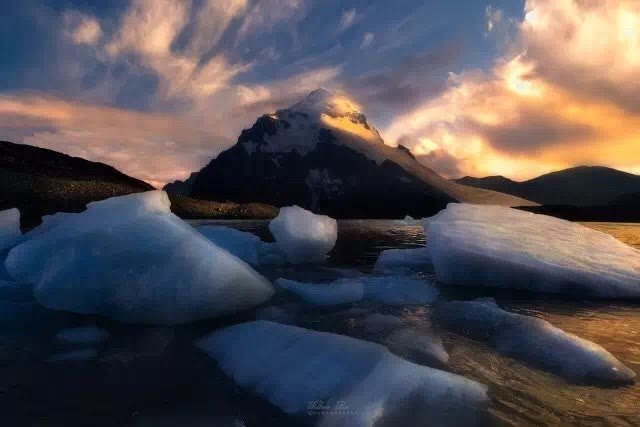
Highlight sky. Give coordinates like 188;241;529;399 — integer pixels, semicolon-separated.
1;0;639;188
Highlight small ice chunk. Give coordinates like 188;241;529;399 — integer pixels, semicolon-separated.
364;276;439;306
373;247;433;274
275;276;438;307
255;303;299;325
56;326;110;345
425;204;640;298
433;299;636;385
48;348;98;362
196;321;489;426
197;226;262;266
402;215;421;225
363;313;403;334
269;206;337;264
384;328;449;368
6;191;274;324
275;278;364;306
0;208;21;251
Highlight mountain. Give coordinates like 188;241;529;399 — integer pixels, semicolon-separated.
456;166;640;206
0;141;277;228
164;171;199;195
189;89;535;218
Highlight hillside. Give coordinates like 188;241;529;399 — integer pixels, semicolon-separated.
456;166;640;206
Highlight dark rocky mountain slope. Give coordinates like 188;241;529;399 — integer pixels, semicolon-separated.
186;89;535;218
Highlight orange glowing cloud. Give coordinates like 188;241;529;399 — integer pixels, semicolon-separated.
383;0;640;180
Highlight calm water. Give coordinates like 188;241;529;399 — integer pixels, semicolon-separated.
2;220;640;426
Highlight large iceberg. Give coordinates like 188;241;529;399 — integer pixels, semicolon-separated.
196;321;489;426
275;276;438;307
433;298;636;385
0;208;21;251
425;204;640;298
5;191;274;324
269;206;337;263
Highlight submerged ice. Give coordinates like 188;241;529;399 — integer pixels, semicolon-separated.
197;320;488;426
5;191;274;324
433;298;636;385
374;247;433;274
269;206;337;263
425;204;640;298
275;276;438;306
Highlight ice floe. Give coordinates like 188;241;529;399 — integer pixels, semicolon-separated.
425;203;640;298
433;298;636;385
275;276;438;307
276;278;364;306
374;247;433;274
196;321;489;426
5;191;274;324
269;206;337;264
0;208;21;251
384;328;449;369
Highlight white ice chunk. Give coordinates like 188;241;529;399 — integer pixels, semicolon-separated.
434;299;636;385
275;278;364;306
196;321;489;426
269;206;337;264
426;204;640;298
373;247;433;274
276;276;438;307
402;215;421;225
56;326;110;345
384;328;449;368
197;226;262;266
0;208;21;251
5;191;274;324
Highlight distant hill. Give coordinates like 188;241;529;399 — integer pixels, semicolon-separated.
164;172;199;195
0;141;277;228
186;88;534;219
456;166;640;206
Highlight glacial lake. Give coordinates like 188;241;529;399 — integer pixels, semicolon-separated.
2;220;640;426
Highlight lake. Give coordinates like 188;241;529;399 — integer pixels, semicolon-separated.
2;220;640;426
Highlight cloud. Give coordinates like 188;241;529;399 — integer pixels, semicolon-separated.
64;12;102;45
360;32;374;49
236;0;307;42
0;93;223;188
383;0;640;180
339;8;357;32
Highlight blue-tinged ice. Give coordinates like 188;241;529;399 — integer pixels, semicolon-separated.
196;321;489;426
383;328;449;369
276;276;438;307
269;206;337;264
275;278;364;306
374;247;433;275
5;191;274;324
425;203;640;298
433;298;636;385
0;208;21;251
197;226;263;266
